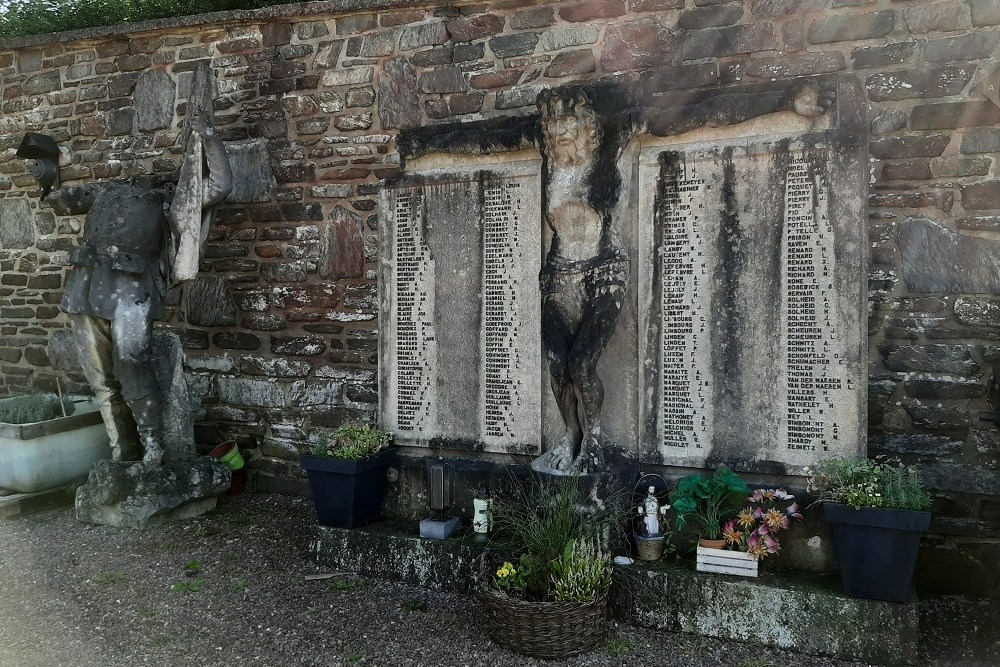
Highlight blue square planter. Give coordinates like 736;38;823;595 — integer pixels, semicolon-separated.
824;502;931;603
300;450;394;528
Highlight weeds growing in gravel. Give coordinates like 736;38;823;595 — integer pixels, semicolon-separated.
401;599;428;612
230;580;246;592
92;571;127;585
170;579;204;593
605;639;632;655
184;559;200;573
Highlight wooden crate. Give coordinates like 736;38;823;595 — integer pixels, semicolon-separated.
696;546;758;577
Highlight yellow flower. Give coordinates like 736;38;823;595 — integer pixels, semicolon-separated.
737;508;756;529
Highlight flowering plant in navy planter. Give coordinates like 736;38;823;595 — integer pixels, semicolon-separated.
808;457;931;602
300;424;394;529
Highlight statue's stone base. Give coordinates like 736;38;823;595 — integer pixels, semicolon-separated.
531;444;639;513
75;458;230;529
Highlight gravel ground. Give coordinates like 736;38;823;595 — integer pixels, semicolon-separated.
0;494;986;667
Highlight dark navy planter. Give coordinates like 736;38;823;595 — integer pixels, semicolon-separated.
824;502;931;603
300;450;394;528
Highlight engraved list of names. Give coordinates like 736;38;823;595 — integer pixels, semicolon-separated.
479;178;537;447
380;162;542;454
392;190;437;435
657;159;713;451
781;157;852;454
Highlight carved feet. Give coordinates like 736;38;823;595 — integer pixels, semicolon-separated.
792;83;835;118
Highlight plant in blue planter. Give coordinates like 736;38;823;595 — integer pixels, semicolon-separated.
809;457;932;602
300;424;393;529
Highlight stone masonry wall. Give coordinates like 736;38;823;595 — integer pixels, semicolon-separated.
1;0;1000;590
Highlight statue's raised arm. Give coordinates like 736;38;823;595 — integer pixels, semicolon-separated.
167;64;233;284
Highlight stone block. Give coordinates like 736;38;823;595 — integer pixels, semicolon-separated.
239;357;311;378
903;1;970;33
603;20;682;73
868;433;964;456
678;4;744;29
446;14;504;42
336;13;376;34
321;206;364;280
217;376;287;407
559;0;627;22
961;181;1000;210
866;66;975;101
489;33;540;59
23;70;61;95
744;52;845;79
870;134;951;159
213;332;261;350
935;156;992;178
399;21;448;50
418;67;466;94
920;462;1000;495
751;0;799;19
134;68;175;131
75;459;230;529
538;25;601;52
511;7;555;29
322;66;373;87
808;11;895;43
183;275;238;327
225;141;274;204
961;129;1000;154
881;161;932;181
911;102;1000;130
545;50;596;78
289;380;343;406
374;59;418;132
680;23;777;59
904;376;985;399
0;199;34;250
924;32;1000;62
970;0;1000;25
881;343;981;375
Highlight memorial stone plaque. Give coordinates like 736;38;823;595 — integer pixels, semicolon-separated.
379;159;542;454
638;137;865;474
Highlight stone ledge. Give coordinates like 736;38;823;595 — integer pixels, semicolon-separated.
0;0;454;49
313;522;918;665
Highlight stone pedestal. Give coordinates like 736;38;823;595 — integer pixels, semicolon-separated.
75;458;230;528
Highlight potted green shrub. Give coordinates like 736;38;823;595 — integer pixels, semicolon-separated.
0;393;110;493
299;424;393;529
482;476;619;660
808;457;931;602
670;466;750;548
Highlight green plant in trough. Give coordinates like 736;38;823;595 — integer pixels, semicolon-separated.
670;467;751;540
311;424;390;460
0;394;74;424
807;457;931;511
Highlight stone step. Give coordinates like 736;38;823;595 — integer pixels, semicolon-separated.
313;521;918;666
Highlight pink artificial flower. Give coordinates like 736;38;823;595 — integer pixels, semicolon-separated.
786;502;803;521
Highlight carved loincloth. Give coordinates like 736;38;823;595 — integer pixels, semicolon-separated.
540;246;628;303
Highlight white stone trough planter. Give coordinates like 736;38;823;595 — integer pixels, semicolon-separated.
696;546;759;577
0;396;111;493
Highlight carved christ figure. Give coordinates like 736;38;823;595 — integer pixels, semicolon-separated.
47;65;232;466
536;89;627;473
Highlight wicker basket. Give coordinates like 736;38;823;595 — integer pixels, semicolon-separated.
480;584;609;659
634;533;666;561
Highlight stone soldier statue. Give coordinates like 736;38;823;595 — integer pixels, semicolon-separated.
45;65;232;466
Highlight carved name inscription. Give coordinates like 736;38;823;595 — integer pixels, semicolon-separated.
657;158;712;450
380;162;542;454
481;180;530;443
781;158;852;454
392;190;437;434
639;140;864;473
